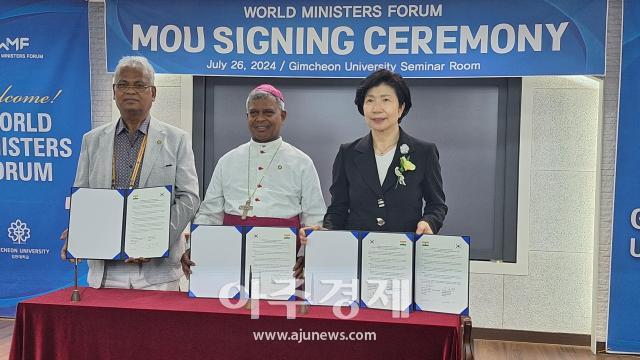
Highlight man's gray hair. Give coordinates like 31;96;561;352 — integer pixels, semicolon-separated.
114;56;155;85
245;90;286;112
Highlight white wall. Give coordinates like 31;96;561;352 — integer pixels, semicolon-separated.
469;77;600;333
88;3;111;129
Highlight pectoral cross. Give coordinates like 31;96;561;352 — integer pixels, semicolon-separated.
239;199;253;220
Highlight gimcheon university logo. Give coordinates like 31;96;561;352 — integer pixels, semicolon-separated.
8;219;30;245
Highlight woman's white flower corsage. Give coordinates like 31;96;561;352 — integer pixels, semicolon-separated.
395;144;416;187
400;144;410;155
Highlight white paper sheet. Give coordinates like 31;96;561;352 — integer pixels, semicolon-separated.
189;225;243;298
123;186;171;258
360;232;413;311
67;188;124;260
244;227;296;300
415;235;469;314
304;230;359;306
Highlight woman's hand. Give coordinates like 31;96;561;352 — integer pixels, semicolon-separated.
298;225;326;245
415;220;433;235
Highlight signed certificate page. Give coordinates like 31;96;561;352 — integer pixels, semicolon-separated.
415;235;469;314
244;227;296;300
360;232;413;311
123;186;171;259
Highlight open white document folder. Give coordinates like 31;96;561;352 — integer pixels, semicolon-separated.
67;188;124;260
188;225;243;299
244;227;297;301
360;232;414;312
304;230;359;307
66;186;172;260
123;186;172;258
414;235;470;315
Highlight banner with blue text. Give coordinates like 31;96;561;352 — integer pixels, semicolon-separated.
106;0;606;78
0;0;90;317
608;0;640;355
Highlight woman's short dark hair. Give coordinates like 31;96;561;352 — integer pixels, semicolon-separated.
354;69;412;123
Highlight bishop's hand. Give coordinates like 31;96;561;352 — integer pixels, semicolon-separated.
292;256;304;279
181;249;195;279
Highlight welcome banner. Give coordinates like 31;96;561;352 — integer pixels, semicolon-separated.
105;0;607;78
607;0;640;355
0;0;90;316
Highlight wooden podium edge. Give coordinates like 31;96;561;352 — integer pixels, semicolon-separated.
461;315;474;360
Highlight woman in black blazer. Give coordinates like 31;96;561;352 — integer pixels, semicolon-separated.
320;69;447;235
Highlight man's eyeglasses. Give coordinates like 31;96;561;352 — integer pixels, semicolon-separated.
114;83;154;93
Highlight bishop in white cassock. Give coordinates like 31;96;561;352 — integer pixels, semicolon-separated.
184;84;326;277
193;136;326;227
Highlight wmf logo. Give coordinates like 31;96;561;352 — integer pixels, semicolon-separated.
0;37;29;51
8;219;31;245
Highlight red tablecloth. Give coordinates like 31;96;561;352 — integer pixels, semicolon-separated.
10;287;461;360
